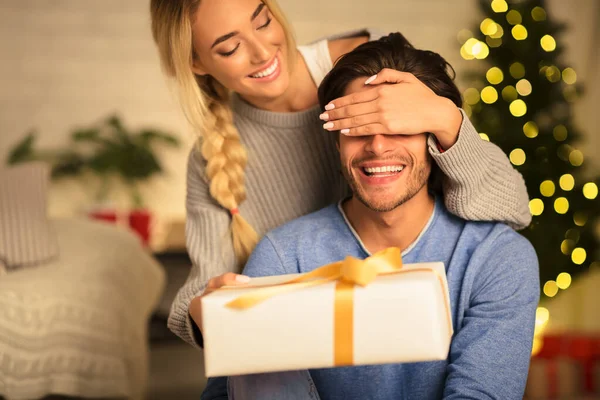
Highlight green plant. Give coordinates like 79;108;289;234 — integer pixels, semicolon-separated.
6;115;180;208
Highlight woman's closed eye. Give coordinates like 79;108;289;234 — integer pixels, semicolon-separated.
219;43;240;57
218;13;272;57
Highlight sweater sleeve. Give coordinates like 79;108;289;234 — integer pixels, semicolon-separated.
166;148;237;349
428;109;532;230
443;230;540;399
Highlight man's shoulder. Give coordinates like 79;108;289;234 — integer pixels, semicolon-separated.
265;204;343;243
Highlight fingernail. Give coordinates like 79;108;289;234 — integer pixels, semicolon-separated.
365;74;377;85
236;275;251;283
340;129;350;135
323;122;334;129
325;103;335;111
319;113;329;121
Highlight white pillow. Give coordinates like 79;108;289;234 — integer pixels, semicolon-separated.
0;162;59;270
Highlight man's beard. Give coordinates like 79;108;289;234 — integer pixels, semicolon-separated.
343;156;431;213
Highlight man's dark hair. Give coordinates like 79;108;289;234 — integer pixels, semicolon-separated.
317;32;463;193
318;32;462;109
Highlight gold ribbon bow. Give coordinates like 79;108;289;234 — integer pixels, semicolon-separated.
225;247;403;366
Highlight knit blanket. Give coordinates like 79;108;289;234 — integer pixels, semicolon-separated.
0;218;165;400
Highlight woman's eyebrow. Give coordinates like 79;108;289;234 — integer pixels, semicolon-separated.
210;3;266;49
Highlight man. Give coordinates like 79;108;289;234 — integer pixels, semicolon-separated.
210;32;539;400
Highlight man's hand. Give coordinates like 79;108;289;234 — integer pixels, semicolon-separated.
320;68;463;150
189;272;251;332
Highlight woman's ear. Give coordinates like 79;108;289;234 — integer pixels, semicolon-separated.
191;59;207;76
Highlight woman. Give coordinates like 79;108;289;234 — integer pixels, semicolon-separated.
149;0;531;351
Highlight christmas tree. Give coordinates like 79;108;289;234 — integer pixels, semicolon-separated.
458;0;599;305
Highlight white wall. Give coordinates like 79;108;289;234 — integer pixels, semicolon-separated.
1;0;598;220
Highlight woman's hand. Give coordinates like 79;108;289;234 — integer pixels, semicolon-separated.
319;68;463;150
189;272;251;332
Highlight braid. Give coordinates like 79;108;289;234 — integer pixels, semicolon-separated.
199;76;258;269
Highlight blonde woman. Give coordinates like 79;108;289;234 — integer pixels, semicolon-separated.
150;0;531;352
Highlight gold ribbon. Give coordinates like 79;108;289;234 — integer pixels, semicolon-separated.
225;247;403;366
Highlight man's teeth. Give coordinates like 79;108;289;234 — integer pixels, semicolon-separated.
251;58;278;78
364;166;404;174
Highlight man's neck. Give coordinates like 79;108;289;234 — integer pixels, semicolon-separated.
342;189;435;254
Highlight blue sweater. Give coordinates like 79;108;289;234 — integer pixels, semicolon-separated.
206;199;539;400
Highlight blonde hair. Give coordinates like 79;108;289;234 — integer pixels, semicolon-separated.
150;0;296;269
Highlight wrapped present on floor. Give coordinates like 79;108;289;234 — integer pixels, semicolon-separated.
201;248;453;377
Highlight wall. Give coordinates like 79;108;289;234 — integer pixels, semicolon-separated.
0;0;597;221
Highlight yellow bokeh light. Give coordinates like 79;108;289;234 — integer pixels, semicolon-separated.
540;35;556;52
553;125;568;141
540;180;555;197
510;99;527;117
556;273;572;289
562;68;577;84
464;104;473;118
512;24;528;40
516;79;532;96
486;67;504;84
543;281;559;297
583;182;598;199
546;66;561;83
529;198;544;216
563;86;578;102
532;6;547;21
460;38;479;60
479;133;490;141
481;86;499;104
510;148;526;165
574;212;588;227
463;88;481;105
554;197;569;214
502;86;518;102
506;10;522;25
569;150;584;166
571;248;586;265
523;121;538;138
559;174;575;191
532;337;543;356
491;0;509;13
457;29;473;44
510;62;525;79
474;42;490;59
558;144;572;161
481;18;499;35
536;307;550;326
486;36;503;48
561;239;575;255
490;24;504;39
565;228;580;243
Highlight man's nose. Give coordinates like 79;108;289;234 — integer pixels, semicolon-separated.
365;134;394;156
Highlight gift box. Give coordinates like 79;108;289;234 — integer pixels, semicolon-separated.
201;248;453;377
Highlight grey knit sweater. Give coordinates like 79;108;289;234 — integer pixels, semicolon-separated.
167;36;532;348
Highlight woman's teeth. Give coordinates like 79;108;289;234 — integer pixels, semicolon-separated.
364;165;404;175
250;57;278;78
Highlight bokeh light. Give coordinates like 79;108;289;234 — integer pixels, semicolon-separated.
523;121;538;138
543;281;559;297
491;0;508;13
510;62;526;79
479;133;490;141
574;212;588;227
583;183;598;199
554;197;569;214
569;150;584;166
545;66;561;82
540;35;556;52
510;148;526;165
562;68;577;84
481;86;499;103
529;198;544;216
516;79;532;96
486;67;504;84
480;18;499;36
512;25;528;40
540;180;555;197
553;125;568;141
506;10;522;25
510;99;527;117
531;6;547;21
556;273;572;289
502;86;519;102
571;248;586;265
464;88;481;105
561;239;575;255
559;174;575;191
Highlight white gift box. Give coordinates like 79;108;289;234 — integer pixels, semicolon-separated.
201;262;453;377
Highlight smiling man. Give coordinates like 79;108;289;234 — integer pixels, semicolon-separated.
207;33;540;400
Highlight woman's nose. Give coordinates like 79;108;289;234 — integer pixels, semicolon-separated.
249;39;271;64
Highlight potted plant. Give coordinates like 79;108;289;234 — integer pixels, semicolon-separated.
6;115;180;244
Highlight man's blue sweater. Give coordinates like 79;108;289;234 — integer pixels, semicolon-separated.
236;198;539;400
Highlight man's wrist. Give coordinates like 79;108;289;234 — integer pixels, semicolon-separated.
431;98;462;151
